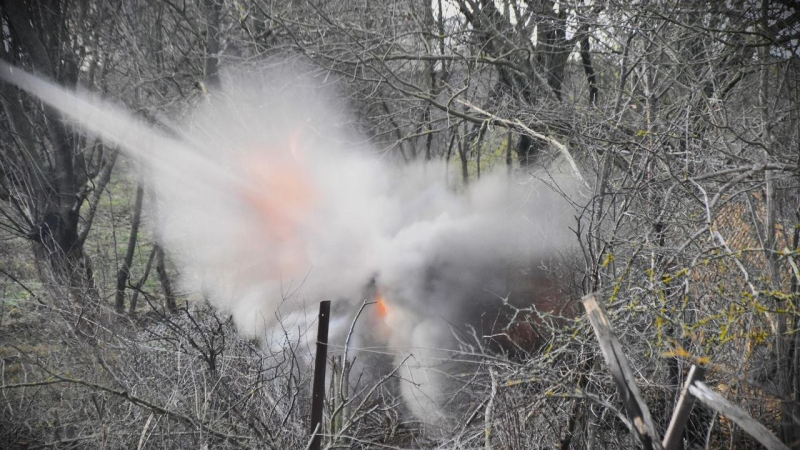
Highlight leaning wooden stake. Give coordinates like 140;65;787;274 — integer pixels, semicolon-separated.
688;381;789;450
582;294;663;450
309;300;331;450
662;365;705;450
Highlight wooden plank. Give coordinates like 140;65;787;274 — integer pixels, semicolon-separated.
309;300;331;450
662;365;706;450
688;381;789;450
582;294;663;450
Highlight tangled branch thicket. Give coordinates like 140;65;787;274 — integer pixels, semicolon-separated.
0;285;622;448
0;301;312;448
2;0;800;448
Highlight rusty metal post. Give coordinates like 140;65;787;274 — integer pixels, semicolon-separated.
309;300;331;450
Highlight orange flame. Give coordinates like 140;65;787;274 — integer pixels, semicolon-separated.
240;140;317;277
375;291;389;318
243;159;315;240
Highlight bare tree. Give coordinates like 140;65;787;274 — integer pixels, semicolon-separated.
2;0;800;448
0;1;120;304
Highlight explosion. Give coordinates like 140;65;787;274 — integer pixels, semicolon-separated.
0;61;584;425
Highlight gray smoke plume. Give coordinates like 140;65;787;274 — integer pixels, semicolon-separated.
0;61;585;423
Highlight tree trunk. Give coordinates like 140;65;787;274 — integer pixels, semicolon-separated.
129;245;157;314
458;129;469;186
580;36;598;106
157;245;176;313
115;180;145;314
203;0;222;90
4;0;103;305
148;188;176;313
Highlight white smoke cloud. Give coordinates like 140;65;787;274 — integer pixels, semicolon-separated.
0;61;585;424
158;65;585;425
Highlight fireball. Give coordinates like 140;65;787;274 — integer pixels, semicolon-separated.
239;137;318;278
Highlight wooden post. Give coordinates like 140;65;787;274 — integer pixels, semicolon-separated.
688;381;789;450
582;294;663;450
662;365;705;450
309;300;331;450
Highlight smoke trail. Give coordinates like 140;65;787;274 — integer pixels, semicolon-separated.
0;61;584;423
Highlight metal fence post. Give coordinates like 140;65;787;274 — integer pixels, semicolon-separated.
309;300;331;450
